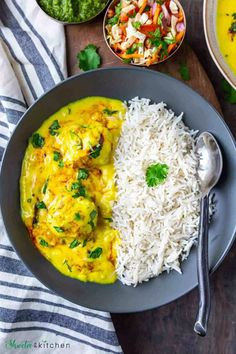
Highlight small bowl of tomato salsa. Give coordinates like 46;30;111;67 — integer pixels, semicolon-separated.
103;0;186;66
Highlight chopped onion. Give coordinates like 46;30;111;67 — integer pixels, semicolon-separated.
171;15;178;36
169;0;178;14
140;13;149;24
176;22;185;32
162;16;169;31
152;2;157;16
161;4;171;25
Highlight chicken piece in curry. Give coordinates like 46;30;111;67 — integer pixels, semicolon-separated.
20;97;126;284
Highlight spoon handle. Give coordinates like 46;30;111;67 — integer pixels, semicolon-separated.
194;194;210;336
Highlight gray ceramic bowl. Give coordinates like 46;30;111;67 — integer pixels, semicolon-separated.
1;68;236;313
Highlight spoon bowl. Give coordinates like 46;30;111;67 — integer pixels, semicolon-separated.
196;132;223;196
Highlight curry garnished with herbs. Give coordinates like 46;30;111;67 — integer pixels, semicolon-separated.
20;97;126;284
217;0;236;75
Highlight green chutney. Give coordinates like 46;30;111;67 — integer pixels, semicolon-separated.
38;0;107;23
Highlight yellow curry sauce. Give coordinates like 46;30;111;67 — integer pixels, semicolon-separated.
20;97;126;284
217;0;236;75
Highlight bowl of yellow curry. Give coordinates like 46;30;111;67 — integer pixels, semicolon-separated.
204;0;236;89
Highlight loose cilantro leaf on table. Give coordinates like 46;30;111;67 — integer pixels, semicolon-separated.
146;163;169;188
222;79;236;103
77;44;101;71
179;63;190;81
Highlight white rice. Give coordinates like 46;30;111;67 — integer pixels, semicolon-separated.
113;97;201;286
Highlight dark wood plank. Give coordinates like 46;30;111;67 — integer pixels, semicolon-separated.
65;2;236;353
66;18;221;112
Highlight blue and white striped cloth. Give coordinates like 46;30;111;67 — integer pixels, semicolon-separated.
0;1;122;353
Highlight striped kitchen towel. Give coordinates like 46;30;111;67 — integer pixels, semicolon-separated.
0;1;122;353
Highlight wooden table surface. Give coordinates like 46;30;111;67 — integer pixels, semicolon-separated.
66;1;236;353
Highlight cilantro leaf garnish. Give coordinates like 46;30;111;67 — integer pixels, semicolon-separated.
54;226;64;233
74;213;81;221
82;239;88;247
77;44;101;72
36;201;47;209
89;247;103;259
132;21;141;30
89;135;104;159
49;120;60;136
31;133;45;148
146;163;169;187
107;2;122;25
158;12;163;25
58;160;64;168
42;178;49;194
71;182;81;190
179;63;190;81
40;239;48;247
88;210;97;230
104;217;113;222
90;144;102;158
72;185;86;198
90;210;97;220
103;108;118;115
53;151;61;161
78;168;89;180
69;239;80;248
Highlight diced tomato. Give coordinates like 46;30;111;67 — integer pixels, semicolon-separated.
120;24;127;36
161;28;168;36
140;24;158;35
120;12;129;22
128;9;136;18
165;0;170;10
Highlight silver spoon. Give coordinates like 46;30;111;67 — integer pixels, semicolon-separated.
194;132;223;336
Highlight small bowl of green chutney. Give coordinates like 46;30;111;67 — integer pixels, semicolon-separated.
37;0;110;24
